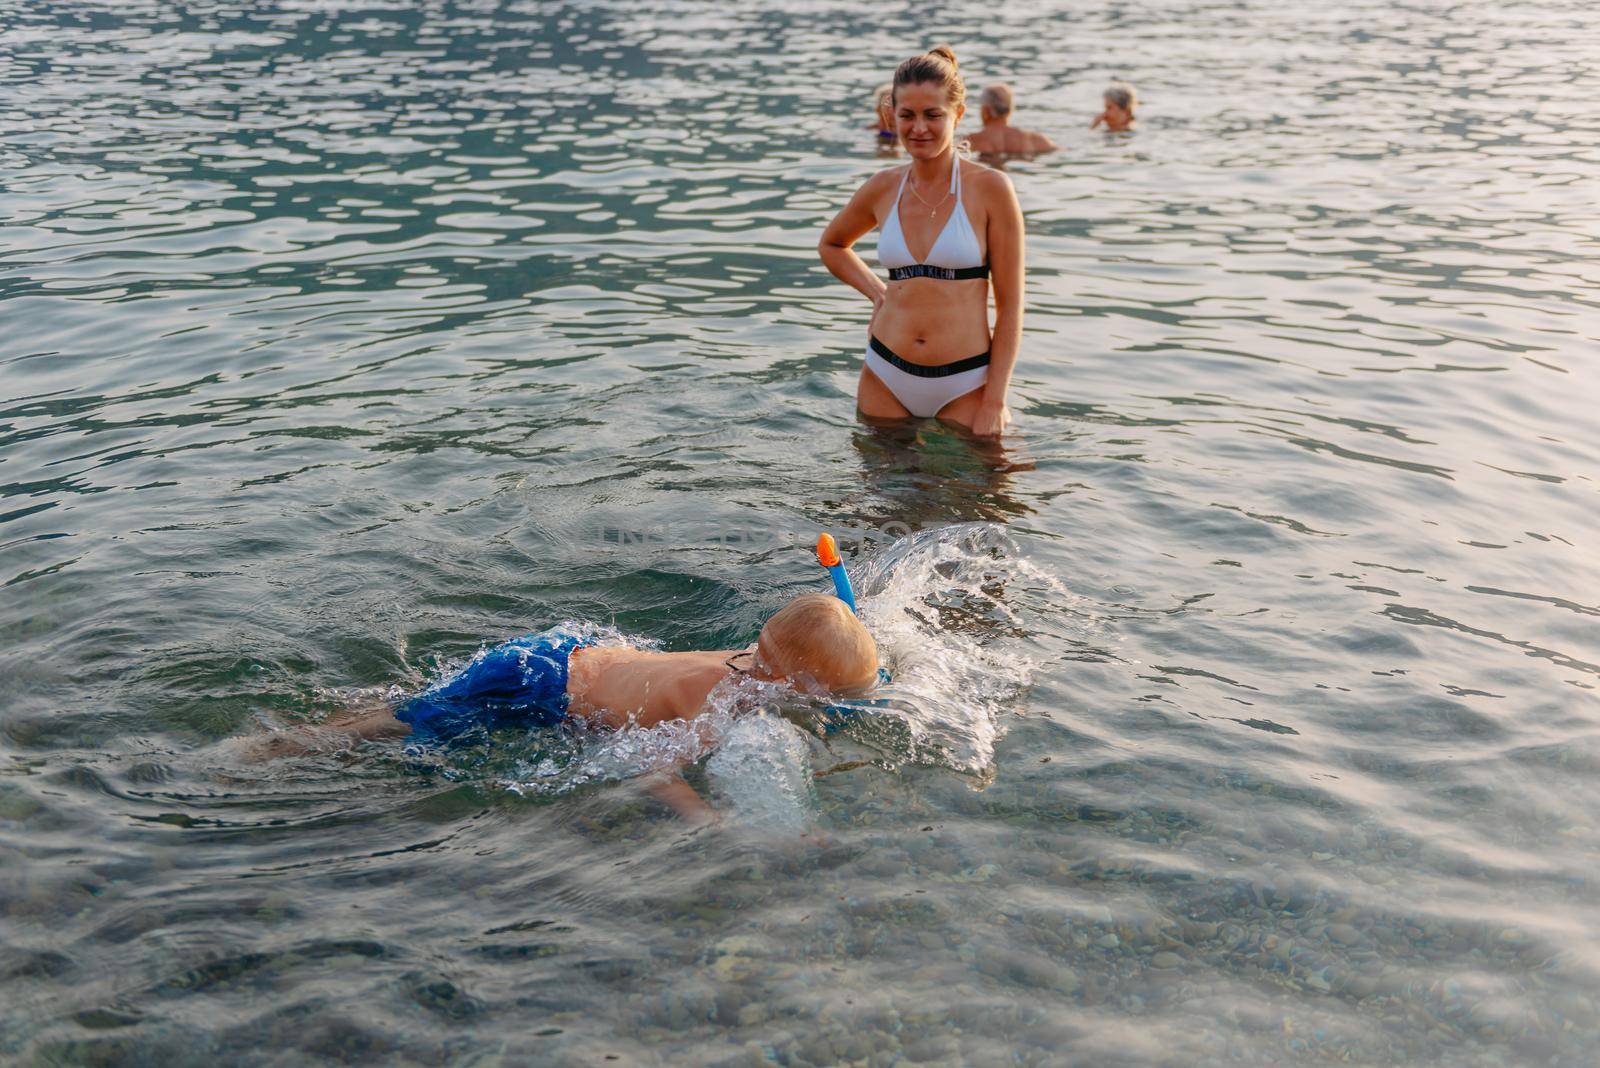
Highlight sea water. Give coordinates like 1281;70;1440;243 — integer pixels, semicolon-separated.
2;0;1597;1063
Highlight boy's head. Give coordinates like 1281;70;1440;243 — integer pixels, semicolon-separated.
755;594;879;695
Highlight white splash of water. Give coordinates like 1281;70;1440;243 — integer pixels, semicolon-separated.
843;522;1057;775
706;712;816;831
496;523;1049;803
499;674;769;798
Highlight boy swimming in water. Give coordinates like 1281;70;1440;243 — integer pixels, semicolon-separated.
248;594;878;818
401;592;876;737
1090;81;1138;132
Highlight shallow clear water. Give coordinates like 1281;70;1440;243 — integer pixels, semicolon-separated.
3;0;1598;1064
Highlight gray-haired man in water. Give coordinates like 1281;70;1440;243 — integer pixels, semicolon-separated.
964;83;1057;157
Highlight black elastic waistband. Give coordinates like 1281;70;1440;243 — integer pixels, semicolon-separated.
887;263;989;282
869;336;991;378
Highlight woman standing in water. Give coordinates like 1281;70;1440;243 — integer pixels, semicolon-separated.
819;46;1024;438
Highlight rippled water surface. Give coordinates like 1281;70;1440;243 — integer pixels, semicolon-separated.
3;1;1598;1064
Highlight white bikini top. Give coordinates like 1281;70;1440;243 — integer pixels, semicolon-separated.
876;161;988;281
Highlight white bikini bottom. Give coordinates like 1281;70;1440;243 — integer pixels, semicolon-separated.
863;336;990;418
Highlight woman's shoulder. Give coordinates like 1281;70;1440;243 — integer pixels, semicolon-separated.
860;163;906;193
960;157;1014;193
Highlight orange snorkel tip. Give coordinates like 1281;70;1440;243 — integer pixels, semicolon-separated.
815;532;857;613
815;532;841;568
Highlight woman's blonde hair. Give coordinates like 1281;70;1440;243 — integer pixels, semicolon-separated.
892;45;965;110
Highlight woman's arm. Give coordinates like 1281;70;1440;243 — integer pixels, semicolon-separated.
975;170;1025;438
818;172;891;315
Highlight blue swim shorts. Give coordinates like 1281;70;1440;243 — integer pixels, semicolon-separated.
396;630;591;742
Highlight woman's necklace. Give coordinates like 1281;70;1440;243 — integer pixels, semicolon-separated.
905;162;954;218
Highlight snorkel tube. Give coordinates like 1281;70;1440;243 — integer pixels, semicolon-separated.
813;533;890;733
814;533;857;614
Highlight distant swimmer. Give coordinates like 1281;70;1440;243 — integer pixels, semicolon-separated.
819;46;1025;438
871;81;898;150
964;83;1057;156
1090;81;1138;132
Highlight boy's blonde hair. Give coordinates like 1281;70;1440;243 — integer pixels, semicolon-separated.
1104;81;1137;112
760;594;879;692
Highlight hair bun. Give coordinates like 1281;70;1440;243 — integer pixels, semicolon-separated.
891;46;967;108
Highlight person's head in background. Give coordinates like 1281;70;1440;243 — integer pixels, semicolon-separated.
979;82;1014;125
966;81;1057;157
1094;81;1138;132
873;81;897;145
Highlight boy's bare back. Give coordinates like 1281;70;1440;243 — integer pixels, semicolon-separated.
564;647;733;729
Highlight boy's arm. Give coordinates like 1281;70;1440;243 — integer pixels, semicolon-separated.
645;766;717;825
640;670;728;823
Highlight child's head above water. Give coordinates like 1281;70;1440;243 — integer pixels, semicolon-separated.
1101;81;1137;128
873;81;896;138
743;593;879;695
